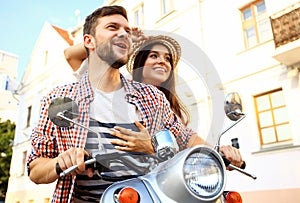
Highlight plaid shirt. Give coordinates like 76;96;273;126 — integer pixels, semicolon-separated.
27;73;194;203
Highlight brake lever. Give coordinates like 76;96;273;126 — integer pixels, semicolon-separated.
222;156;257;180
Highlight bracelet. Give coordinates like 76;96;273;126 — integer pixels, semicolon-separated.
55;162;63;175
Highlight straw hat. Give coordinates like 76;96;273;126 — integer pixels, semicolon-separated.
126;35;181;73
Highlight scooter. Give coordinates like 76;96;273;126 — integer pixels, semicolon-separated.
48;92;256;203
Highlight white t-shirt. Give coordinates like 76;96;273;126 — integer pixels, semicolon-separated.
90;87;140;123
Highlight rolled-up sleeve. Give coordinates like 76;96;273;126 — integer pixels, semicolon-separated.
156;91;194;150
26;95;59;175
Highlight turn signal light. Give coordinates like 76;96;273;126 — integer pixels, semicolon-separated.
118;187;139;203
224;191;243;203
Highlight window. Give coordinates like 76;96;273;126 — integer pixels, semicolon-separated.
254;89;292;146
17;151;27;176
26;105;32;127
160;0;173;16
240;0;272;48
44;50;48;66
133;3;144;27
0;75;8;91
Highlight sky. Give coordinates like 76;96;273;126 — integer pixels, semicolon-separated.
0;0;105;81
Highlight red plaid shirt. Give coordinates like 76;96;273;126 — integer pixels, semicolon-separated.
27;73;194;203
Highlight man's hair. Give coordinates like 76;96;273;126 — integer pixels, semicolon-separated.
83;5;128;36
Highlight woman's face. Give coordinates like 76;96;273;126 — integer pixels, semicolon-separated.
142;44;172;87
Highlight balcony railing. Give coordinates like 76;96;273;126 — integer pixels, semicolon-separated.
270;6;300;48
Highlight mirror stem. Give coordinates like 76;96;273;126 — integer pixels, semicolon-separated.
215;114;246;152
57;112;106;152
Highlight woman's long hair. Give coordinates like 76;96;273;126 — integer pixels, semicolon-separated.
132;43;190;125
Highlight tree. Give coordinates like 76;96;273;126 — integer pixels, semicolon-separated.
0;119;15;201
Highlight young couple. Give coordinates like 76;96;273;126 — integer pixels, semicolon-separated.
27;5;243;203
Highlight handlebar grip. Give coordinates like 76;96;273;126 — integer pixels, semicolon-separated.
222;156;231;167
240;161;246;169
85;154;94;169
222;156;246;169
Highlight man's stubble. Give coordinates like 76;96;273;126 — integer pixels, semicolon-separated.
95;40;129;69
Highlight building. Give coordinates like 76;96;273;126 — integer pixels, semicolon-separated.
0;50;19;123
107;0;300;202
5;22;76;203
221;1;300;202
6;0;300;202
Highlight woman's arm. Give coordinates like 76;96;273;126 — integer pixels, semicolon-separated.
64;43;87;71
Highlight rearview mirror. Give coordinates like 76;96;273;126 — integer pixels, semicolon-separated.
224;92;244;121
48;97;79;127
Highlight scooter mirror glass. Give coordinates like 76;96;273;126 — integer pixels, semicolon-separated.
152;130;179;161
224;92;243;121
48;97;79;127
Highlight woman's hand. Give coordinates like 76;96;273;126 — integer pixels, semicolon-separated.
110;121;155;155
131;27;148;43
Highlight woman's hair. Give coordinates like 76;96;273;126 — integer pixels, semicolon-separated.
132;43;190;125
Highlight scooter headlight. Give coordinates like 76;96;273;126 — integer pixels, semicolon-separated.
183;148;225;200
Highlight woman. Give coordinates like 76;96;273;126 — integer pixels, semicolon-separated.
126;35;190;125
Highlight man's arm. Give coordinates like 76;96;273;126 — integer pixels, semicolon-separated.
29;148;88;184
29;157;58;184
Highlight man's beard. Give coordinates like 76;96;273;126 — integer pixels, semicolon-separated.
95;40;128;69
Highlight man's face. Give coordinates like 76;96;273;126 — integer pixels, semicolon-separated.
94;14;131;69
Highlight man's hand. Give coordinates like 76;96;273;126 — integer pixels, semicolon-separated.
56;147;93;177
29;147;92;184
110;121;155;155
220;145;243;169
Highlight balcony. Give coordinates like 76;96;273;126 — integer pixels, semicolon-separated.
271;5;300;66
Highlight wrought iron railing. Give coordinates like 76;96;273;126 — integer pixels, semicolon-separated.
270;6;300;48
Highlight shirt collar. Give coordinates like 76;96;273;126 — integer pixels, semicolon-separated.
76;71;94;102
121;74;143;99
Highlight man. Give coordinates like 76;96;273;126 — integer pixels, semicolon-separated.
27;5;243;203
